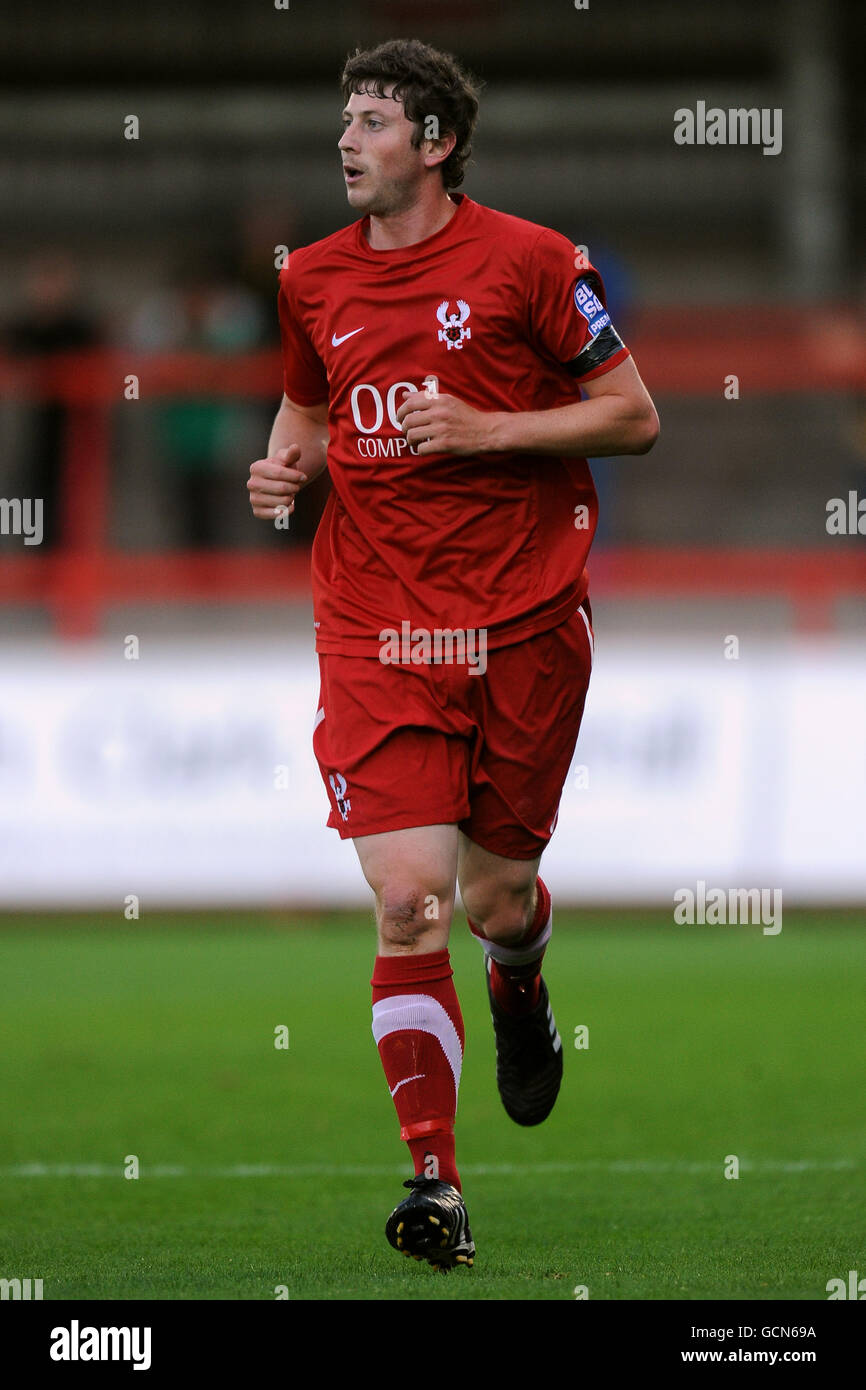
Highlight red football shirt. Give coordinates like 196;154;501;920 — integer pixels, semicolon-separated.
278;193;630;656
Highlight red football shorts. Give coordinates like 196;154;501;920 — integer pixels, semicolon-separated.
312;601;594;860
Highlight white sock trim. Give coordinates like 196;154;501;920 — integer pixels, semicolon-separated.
372;993;463;1096
477;909;553;967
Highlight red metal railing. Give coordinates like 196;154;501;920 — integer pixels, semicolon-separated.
1;309;864;638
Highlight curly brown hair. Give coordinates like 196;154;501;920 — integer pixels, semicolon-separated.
340;38;482;190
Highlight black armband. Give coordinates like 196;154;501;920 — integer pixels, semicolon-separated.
563;322;626;378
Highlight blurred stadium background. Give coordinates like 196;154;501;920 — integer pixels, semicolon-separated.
0;0;863;910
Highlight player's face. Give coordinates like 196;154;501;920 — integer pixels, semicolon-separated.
338;88;428;216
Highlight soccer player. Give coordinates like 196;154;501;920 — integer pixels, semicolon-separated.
248;38;658;1271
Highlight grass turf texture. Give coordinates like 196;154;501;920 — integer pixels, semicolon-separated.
0;912;863;1301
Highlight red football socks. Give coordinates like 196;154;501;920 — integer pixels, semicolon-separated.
371;949;464;1191
468;876;552;1016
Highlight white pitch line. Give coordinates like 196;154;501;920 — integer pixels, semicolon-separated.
0;1159;857;1179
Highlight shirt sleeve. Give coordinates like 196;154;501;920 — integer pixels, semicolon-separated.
525;228;630;383
277;263;329;406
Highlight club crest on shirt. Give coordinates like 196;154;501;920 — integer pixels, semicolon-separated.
436;299;471;350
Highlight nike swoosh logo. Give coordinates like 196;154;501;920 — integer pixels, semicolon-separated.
331;326;365;347
389;1072;426;1098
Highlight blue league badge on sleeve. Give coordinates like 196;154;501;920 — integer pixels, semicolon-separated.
563;278;625;377
573;279;611;338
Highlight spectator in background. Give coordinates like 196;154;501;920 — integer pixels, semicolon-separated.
233;203;333;544
4;253;102;549
129;255;267;548
235;203;289;349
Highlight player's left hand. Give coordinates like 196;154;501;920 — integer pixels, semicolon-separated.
395;390;493;456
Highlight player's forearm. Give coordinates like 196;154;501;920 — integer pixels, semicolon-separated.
267;400;329;484
487;393;659;458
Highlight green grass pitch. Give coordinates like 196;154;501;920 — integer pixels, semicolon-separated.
0;912;863;1301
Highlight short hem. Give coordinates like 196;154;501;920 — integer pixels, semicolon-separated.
456;825;551;861
327;806;470;840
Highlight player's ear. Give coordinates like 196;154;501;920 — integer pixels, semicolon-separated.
423;128;457;171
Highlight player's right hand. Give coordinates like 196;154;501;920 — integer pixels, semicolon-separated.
247;446;309;520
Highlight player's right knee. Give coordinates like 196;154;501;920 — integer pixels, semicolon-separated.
376;886;451;950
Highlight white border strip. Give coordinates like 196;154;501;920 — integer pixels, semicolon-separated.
576;603;594;660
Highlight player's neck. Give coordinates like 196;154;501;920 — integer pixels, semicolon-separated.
366;189;457;251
